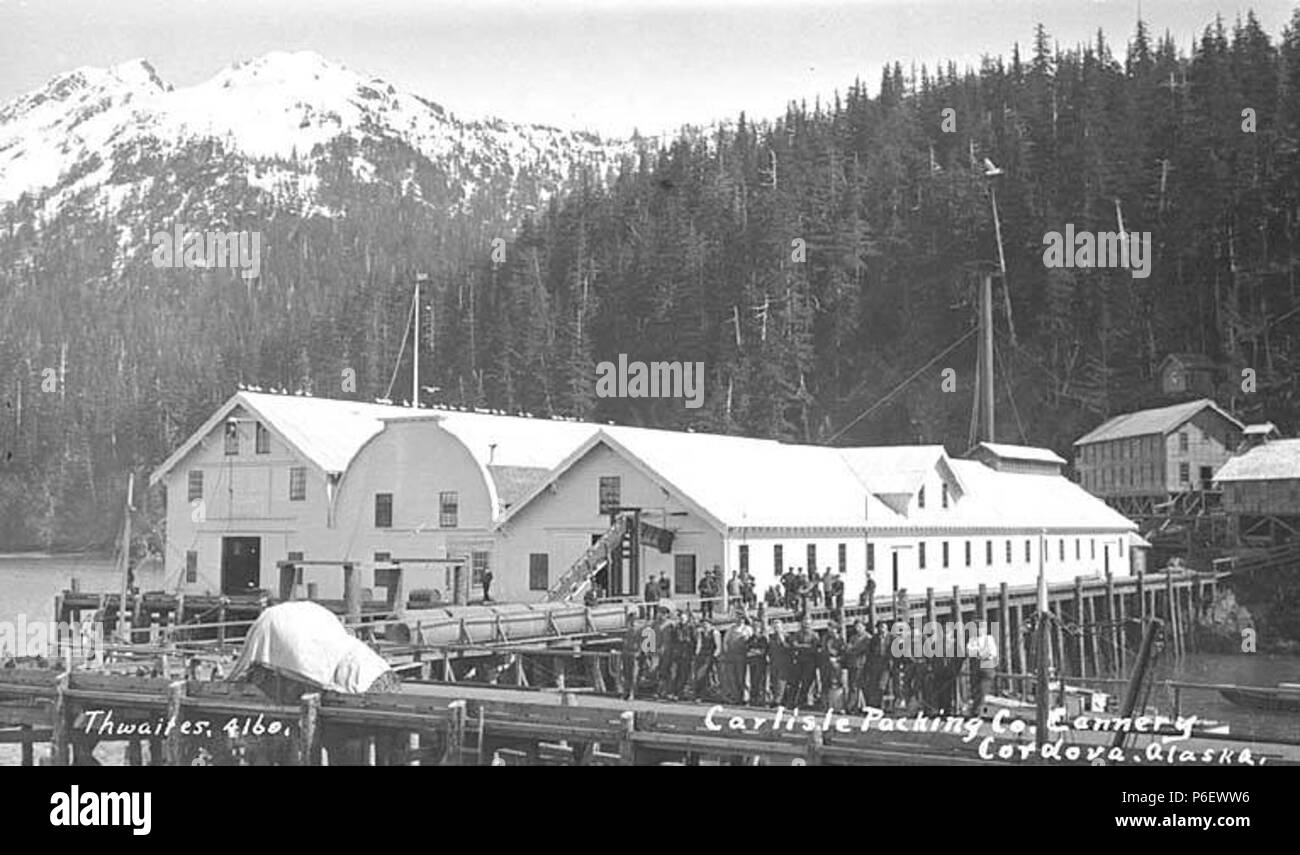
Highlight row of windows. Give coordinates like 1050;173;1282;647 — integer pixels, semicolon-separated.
1078;435;1161;464
373;491;459;528
745;543;850;576
187;467;308;503
1082;464;1162;490
910;536;1125;568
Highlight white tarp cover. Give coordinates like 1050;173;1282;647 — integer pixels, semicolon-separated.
228;601;391;693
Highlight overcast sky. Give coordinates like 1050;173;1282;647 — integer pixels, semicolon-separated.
1;0;1295;137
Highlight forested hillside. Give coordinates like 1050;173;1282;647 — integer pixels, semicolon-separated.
3;13;1300;551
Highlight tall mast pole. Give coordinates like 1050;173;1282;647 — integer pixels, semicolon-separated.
412;276;421;409
981;271;995;443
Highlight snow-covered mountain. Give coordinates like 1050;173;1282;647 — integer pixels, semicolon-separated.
0;51;631;235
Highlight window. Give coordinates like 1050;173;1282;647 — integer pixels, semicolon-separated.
739;544;749;574
374;493;393;528
598;476;621;514
837;543;846;575
867;544;875;572
373;552;391;563
185;550;198;583
1179;462;1190;483
918;543;927;569
1179;432;1189;453
289;466;306;501
471;551;490;586
1118;537;1125;558
985;541;992;565
287;551;304;562
255;422;270;454
1091;539;1096;560
942;541;949;568
1005;540;1012;563
774;545;783;574
806;544;817;572
224;421;239;455
964;541;972;567
674;554;697;594
1076;539;1081;560
1059;539;1065;561
187;470;203;502
941;483;949;508
1024;540;1031;562
439;491;459;528
528;553;549;591
918;486;926;509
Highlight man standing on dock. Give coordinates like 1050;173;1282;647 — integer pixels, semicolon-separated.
693;618;722;699
719;615;753;703
481;568;494;603
621;612;644;700
746;620;770;706
965;629;999;716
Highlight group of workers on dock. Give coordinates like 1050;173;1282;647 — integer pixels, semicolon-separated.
619;600;997;717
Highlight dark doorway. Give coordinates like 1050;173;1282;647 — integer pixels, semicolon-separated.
1199;466;1213;489
891;551;899;593
221;536;261;594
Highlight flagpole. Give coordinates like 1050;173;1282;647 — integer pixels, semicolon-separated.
1035;528;1050;750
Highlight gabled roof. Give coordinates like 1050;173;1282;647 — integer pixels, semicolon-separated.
1215;439;1300;482
1074;399;1243;446
496;429;901;533
974;442;1066;465
837;445;961;496
488;465;551;508
1159;353;1217;372
150;391;428;485
929;460;1135;531
1243;422;1279;437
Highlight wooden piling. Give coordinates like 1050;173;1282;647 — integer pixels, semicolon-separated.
343;563;361;629
298;693;321;766
163;681;185;766
51;673;69;767
998;583;1010;691
1073;577;1086;678
618;710;637;766
1013;604;1027;681
1052;599;1066;676
1085;595;1099;675
1165;572;1179;658
1105;572;1119;675
20;725;33;766
446;700;466;765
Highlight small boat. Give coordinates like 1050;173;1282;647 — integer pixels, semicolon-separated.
1219;683;1300;713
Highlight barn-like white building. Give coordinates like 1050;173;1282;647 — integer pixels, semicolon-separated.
151;391;1140;605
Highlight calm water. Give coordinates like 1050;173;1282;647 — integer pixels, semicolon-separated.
0;553;121;628
0;554;1296;742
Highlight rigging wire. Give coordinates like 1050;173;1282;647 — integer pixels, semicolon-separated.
383;286;419;402
828;327;978;443
995;336;1029;443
